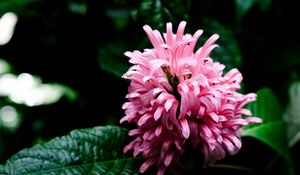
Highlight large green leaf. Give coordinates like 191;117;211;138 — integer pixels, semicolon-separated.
245;88;282;124
284;82;300;147
0;126;139;175
242;122;290;162
242;88;294;174
242;122;294;175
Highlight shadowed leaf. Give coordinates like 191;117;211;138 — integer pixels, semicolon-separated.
0;126;139;175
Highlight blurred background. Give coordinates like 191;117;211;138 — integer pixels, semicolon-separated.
0;0;300;174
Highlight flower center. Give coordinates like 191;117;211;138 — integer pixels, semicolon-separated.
161;65;181;100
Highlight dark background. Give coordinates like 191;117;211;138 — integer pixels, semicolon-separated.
0;0;300;174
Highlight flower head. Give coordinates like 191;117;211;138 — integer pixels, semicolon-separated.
121;21;262;175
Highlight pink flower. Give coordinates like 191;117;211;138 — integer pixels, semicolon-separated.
120;21;262;175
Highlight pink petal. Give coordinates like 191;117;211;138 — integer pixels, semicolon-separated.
211;143;225;160
123;137;141;153
164;99;175;111
178;82;189;94
155;125;163;136
201;44;219;58
138;113;152;126
122;102;130;109
128;129;141;136
192;29;203;42
119;115;129;124
142;75;152;83
142;131;149;139
139;158;157;173
216;135;223;143
180;118;190;139
142;147;152;157
123;143;133;153
209;125;221;136
177;56;198;67
195;34;219;59
154;107;164;121
156;92;169;103
237;93;257;108
143;25;164;48
154;30;165;45
208;112;219;123
157;166;167;175
162;139;173;151
199;96;214;112
223;119;248;128
222;138;235;153
202;34;219;51
149;59;169;74
164;152;175;166
166;22;174;47
236;109;252;115
133;144;141;157
200;124;212;137
198;106;205;117
224;68;242;83
175;21;187;41
221;104;235;112
191;81;200;96
225;134;242;149
174;139;183;150
126;92;140;98
218;115;227;122
246;117;262;123
153;88;164;95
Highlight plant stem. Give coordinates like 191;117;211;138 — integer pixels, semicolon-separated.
209;163;256;173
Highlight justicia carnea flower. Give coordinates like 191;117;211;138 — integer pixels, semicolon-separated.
120;21;262;175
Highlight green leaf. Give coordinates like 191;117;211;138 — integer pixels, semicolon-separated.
0;125;139;175
257;0;272;11
134;0;190;30
235;0;256;19
0;0;40;16
105;8;131;31
161;0;190;21
243;87;283;138
235;0;272;19
284;82;300;147
202;19;242;71
242;122;294;175
98;42;130;78
242;87;294;174
242;122;290;162
136;0;164;29
245;88;283;124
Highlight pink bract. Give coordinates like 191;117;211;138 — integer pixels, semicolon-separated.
120;21;262;175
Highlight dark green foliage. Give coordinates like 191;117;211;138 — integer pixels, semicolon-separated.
202;19;243;71
98;42;130;77
235;0;272;19
243;88;294;174
0;0;40;16
0;126;139;175
134;0;190;29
